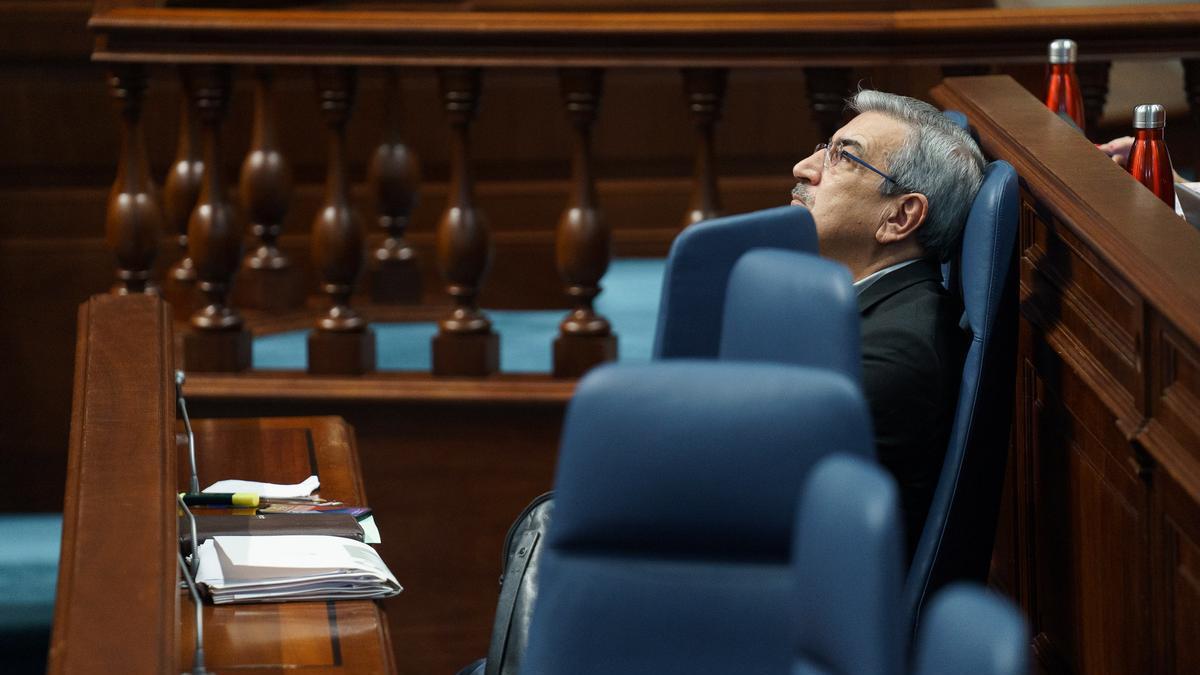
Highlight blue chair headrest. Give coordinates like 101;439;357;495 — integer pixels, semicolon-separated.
960;161;1019;341
720;249;860;382
912;584;1030;675
653;206;817;359
550;361;874;561
793;455;904;675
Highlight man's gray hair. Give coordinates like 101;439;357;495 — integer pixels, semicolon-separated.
847;90;985;262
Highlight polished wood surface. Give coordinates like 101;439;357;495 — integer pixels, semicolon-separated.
932;75;1200;675
179;416;396;674
89;5;1200;66
50;294;177;674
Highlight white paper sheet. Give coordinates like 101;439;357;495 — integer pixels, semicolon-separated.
202;475;320;498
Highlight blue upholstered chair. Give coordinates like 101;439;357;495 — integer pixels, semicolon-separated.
522;361;874;675
912;585;1029;675
793;454;904;675
904;160;1020;634
719;249;860;380
792;455;1029;675
652;206;817;360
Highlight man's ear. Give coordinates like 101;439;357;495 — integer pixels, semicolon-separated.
876;193;928;245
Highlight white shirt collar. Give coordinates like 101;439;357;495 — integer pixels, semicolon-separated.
852;258;923;296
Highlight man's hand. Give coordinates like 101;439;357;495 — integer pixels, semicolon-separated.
1098;135;1185;183
1097;136;1134;167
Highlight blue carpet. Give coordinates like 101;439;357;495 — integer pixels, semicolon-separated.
0;514;60;634
1;514;60;673
254;258;667;372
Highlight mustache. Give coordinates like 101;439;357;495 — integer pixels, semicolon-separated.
791;183;813;206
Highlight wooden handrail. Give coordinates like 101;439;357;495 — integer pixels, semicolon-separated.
933;75;1200;344
50;294;177;674
89;5;1200;66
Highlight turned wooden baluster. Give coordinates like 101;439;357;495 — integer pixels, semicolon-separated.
183;65;250;372
308;67;375;375
1077;61;1112;139
105;64;162;296
682;68;727;228
553;68;616;378
804;67;852;142
237;67;302;310
163;68;203;317
367;68;422;304
432;67;498;376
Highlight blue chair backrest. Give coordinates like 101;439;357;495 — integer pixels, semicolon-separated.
720;249;860;382
912;584;1029;675
523;361;874;675
904;160;1020;633
653;206;817;360
793;454;904;675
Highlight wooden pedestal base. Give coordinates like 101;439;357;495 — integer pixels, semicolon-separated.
234;266;305;311
183;327;251;373
432;331;499;376
553;333;617;378
162;277;197;322
369;259;422;304
308;328;376;375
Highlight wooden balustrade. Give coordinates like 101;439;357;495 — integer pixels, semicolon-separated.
367;68;423;305
553;67;616;378
162;67;203;318
237;67;301;311
309;66;376;375
432;67;499;376
182;64;251;373
86;4;1200;380
681;68;726;228
104;64;161;296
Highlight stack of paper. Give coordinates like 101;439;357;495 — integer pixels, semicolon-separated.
195;535;402;604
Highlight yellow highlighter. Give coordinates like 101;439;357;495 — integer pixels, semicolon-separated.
180;492;260;508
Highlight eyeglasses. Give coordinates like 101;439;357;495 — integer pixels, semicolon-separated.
815;141;903;188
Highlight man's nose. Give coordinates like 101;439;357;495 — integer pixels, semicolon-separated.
793;149;823;184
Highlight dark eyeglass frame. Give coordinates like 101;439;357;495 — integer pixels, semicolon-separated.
816;141;904;189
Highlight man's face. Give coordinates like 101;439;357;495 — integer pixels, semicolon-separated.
791;112;910;267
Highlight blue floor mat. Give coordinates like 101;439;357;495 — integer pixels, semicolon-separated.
254;258;667;372
0;514;60;633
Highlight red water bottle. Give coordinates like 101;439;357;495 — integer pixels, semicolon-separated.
1045;38;1085;131
1127;104;1175;207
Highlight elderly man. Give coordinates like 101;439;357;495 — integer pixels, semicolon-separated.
791;90;985;555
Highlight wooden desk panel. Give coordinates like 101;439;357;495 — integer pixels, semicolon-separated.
932;75;1200;675
51;295;395;674
178;416;395;674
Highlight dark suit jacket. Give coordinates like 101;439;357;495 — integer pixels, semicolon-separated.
858;258;967;557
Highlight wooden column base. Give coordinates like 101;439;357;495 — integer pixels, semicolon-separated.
234;266;306;311
553;334;617;378
432;331;499;376
308;328;376;375
162;277;197;322
369;259;422;304
183;327;251;373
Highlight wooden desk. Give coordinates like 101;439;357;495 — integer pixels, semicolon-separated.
180;417;396;674
49;294;395;674
932;76;1200;674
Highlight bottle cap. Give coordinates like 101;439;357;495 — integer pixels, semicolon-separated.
1132;104;1166;129
1048;39;1077;64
